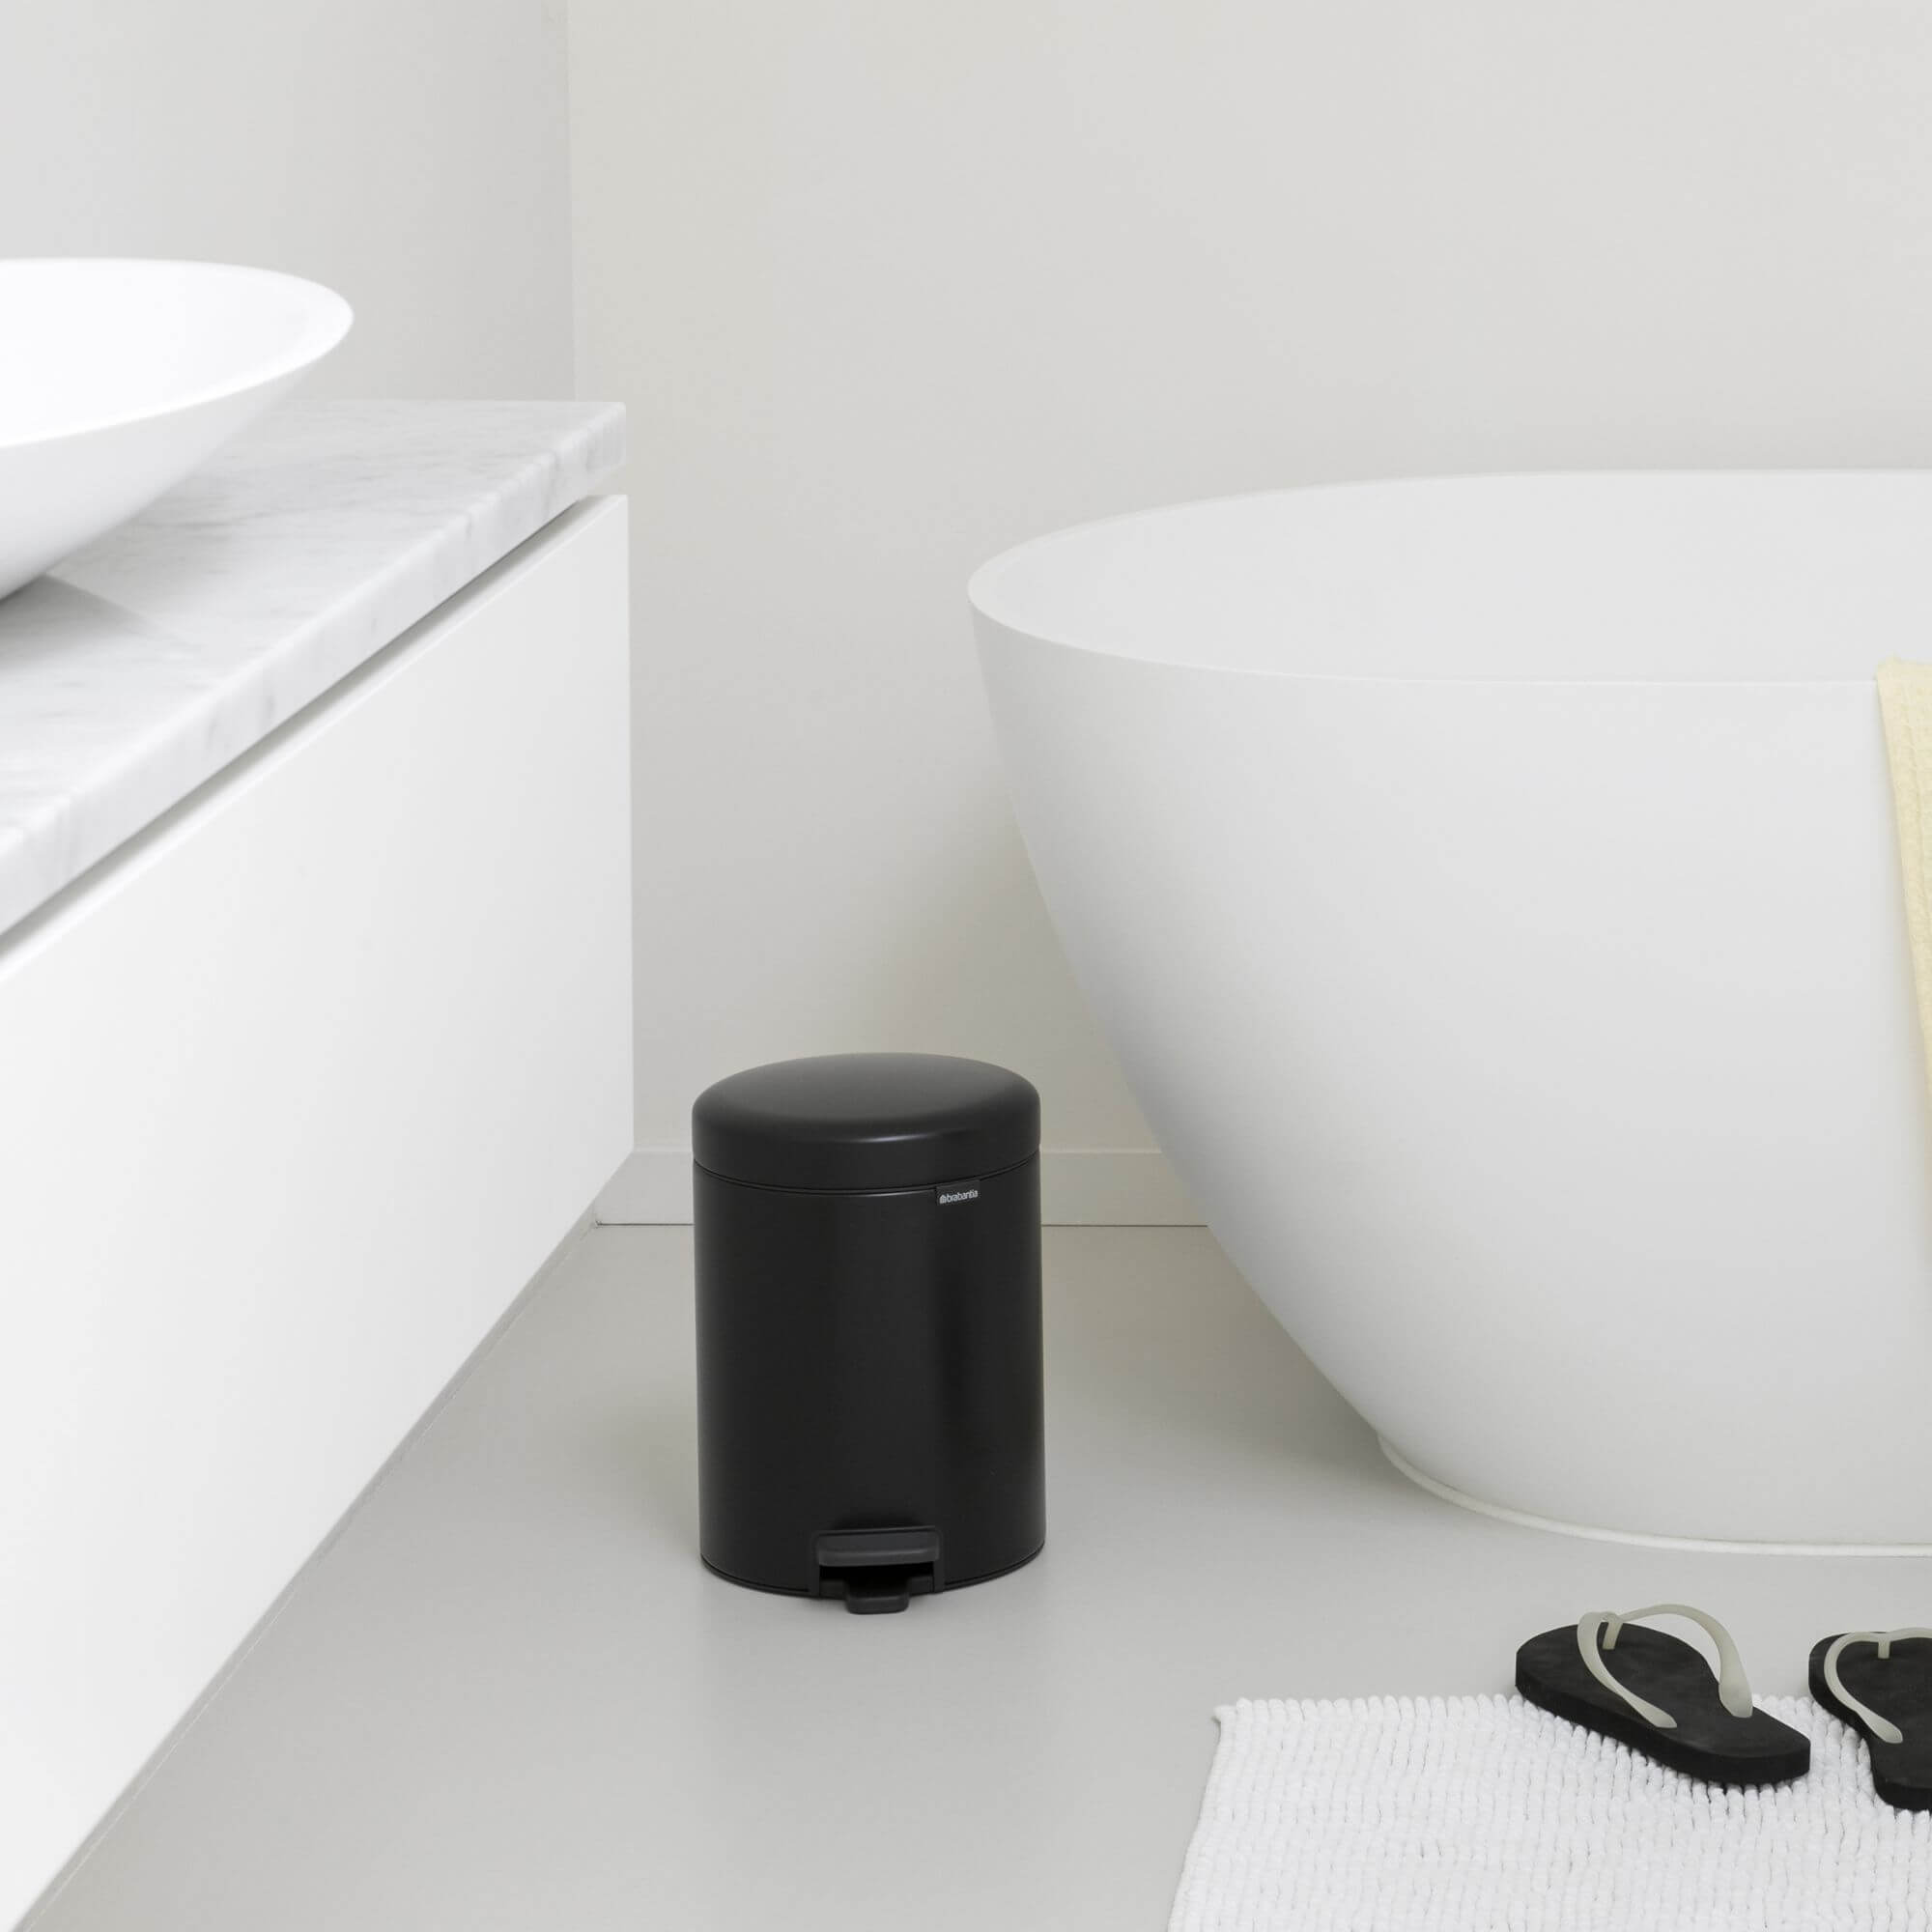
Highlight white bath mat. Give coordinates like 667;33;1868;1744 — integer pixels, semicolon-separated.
1170;1695;1932;1931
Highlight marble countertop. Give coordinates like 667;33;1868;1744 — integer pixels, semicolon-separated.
0;399;626;941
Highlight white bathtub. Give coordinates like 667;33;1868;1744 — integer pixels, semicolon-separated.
971;473;1932;1551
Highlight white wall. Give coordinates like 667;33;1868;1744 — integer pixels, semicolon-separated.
0;0;575;399
571;0;1932;1211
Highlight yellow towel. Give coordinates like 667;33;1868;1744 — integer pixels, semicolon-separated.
1879;658;1932;1095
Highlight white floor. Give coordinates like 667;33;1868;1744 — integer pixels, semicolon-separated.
31;1227;1932;1931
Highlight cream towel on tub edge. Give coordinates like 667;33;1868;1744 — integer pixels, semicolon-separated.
1878;658;1932;1094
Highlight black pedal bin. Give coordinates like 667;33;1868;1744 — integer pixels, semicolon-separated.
692;1055;1045;1614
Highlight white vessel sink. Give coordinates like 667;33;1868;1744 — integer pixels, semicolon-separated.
0;259;351;599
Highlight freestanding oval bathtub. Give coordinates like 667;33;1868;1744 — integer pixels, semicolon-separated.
970;473;1932;1550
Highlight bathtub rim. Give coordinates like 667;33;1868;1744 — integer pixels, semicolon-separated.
967;467;1927;691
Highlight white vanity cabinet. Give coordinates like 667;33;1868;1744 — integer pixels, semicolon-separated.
0;408;633;1927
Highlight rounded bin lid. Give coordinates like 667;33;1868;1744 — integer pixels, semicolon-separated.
692;1053;1039;1192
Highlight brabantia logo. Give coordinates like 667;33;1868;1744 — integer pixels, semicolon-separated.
937;1186;980;1206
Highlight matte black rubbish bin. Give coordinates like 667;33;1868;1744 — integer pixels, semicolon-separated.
692;1053;1045;1613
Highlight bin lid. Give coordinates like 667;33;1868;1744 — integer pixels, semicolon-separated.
692;1054;1039;1191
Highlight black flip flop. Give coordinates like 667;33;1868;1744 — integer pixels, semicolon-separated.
1808;1628;1932;1811
1517;1602;1809;1787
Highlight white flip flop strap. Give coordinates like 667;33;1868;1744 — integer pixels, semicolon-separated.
1822;1628;1932;1747
1577;1602;1755;1731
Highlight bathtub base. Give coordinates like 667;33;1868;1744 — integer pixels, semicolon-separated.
1378;1439;1932;1560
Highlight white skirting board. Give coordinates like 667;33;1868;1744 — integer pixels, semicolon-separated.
0;500;633;1932
595;1146;1203;1225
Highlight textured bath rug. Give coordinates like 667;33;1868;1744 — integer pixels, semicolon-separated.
1170;1694;1932;1931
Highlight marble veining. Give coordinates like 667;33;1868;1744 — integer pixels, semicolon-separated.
0;400;625;941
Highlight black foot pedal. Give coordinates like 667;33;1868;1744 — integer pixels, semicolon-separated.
812;1527;942;1615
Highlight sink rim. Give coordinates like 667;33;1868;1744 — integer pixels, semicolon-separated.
0;257;354;453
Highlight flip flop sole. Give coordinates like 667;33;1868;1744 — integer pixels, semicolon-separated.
1517;1624;1810;1788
